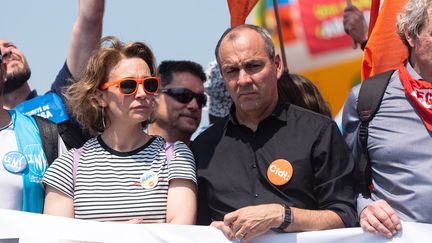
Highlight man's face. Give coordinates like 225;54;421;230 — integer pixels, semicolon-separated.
0;57;6;93
154;72;204;137
0;39;31;93
218;28;282;114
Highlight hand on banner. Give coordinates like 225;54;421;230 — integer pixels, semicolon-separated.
360;199;402;238
210;221;234;240
223;204;283;242
124;218;145;224
343;3;368;48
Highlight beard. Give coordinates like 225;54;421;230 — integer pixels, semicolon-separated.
3;61;31;94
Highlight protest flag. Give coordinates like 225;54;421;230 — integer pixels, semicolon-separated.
362;0;408;80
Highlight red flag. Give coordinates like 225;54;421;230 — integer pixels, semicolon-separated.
227;0;259;27
362;0;409;80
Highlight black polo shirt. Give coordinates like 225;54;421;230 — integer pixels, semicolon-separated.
191;101;357;227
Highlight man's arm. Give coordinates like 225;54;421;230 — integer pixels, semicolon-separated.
223;204;344;242
67;0;104;80
342;85;402;238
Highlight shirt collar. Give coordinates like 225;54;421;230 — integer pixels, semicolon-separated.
406;61;423;80
226;99;289;129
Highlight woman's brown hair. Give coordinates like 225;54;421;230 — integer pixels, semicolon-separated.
278;71;332;118
64;36;157;135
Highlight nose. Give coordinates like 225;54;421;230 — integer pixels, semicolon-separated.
237;69;252;86
135;83;147;99
1;47;12;62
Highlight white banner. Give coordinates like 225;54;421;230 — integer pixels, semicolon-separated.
0;209;430;243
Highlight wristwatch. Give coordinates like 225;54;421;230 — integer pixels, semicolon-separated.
273;204;292;233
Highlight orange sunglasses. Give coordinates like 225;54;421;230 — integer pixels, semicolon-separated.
100;77;160;96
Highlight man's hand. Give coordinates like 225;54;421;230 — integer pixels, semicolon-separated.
343;4;368;46
360;199;402;238
210;221;234;240
223;204;283;242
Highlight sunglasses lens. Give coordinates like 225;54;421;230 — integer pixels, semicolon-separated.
175;93;193;103
164;88;207;108
144;78;159;93
196;94;207;108
119;80;137;94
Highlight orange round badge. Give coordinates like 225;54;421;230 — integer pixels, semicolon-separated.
267;159;293;186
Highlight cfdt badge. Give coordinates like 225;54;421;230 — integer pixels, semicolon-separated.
140;171;158;189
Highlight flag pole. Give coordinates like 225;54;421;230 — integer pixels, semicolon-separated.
272;0;288;72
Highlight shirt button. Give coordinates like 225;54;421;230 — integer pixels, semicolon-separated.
254;193;259;198
251;164;257;168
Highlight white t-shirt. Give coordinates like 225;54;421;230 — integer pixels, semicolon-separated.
43;136;196;222
0;122;67;211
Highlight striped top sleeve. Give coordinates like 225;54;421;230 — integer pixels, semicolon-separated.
43;148;76;198
168;141;197;184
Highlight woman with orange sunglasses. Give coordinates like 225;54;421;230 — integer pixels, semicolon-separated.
42;36;197;224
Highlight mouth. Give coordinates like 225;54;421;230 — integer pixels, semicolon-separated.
179;114;199;122
238;92;257;97
6;59;23;68
131;105;150;110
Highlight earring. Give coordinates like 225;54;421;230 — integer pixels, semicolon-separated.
101;108;106;129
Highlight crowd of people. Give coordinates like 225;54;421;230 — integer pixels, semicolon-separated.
1;0;431;242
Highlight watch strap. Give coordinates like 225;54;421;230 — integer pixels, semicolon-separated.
273;204;292;233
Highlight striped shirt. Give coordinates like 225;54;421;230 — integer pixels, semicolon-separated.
43;136;196;222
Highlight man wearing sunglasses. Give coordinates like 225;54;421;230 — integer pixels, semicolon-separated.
148;60;206;145
191;25;357;242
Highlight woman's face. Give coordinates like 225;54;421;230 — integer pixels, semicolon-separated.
101;57;155;127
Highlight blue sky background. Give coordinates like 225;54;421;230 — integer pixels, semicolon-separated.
0;0;231;93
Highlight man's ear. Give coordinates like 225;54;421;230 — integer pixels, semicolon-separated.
274;54;283;80
404;26;416;48
95;89;107;108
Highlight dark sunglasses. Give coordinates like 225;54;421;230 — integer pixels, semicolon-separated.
101;77;160;96
161;88;207;108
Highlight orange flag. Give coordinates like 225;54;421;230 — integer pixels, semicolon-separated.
227;0;259;27
362;0;409;80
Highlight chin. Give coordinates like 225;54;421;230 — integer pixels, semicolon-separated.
179;124;199;134
239;101;260;112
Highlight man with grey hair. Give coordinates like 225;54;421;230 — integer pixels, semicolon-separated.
342;0;432;238
192;24;357;242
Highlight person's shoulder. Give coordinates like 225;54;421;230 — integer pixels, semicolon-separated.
191;118;228;159
172;140;192;152
288;104;333;124
79;137;99;151
350;82;361;99
192;117;227;145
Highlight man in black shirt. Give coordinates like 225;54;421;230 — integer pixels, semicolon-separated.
191;24;357;242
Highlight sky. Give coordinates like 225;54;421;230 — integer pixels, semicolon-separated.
0;0;232;94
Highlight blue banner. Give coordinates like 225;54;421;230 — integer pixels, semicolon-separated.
14;92;69;124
